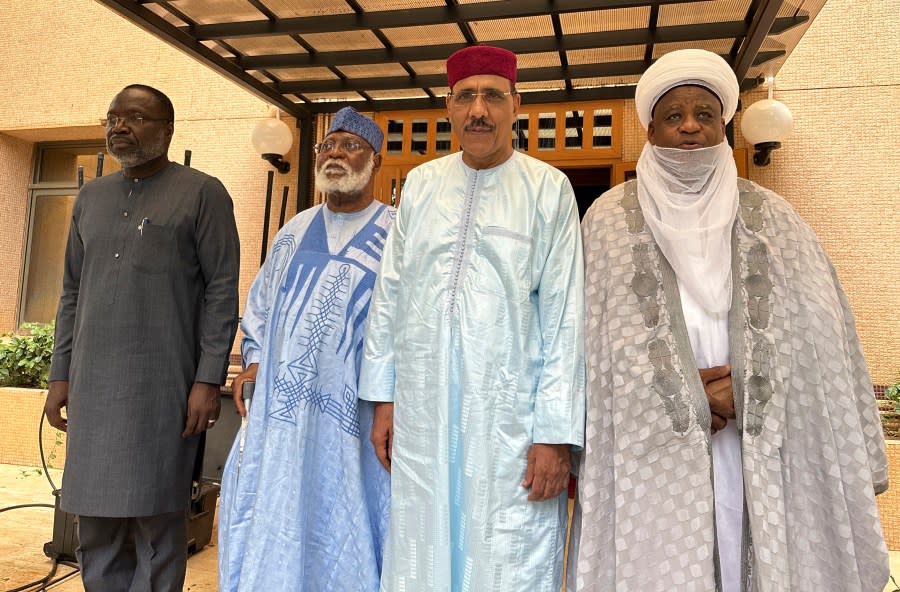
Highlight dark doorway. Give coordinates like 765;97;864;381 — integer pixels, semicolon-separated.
559;166;611;220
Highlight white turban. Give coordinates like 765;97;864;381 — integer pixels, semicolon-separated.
634;49;739;129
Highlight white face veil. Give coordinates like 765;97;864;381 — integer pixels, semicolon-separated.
633;49;741;315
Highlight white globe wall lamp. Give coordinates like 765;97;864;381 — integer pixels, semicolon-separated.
251;110;293;174
741;77;793;167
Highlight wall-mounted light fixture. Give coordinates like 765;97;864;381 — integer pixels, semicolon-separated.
741;77;793;167
251;109;293;173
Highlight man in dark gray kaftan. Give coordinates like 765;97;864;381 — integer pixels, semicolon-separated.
45;84;239;591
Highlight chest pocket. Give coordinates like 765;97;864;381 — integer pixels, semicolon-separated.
130;222;175;274
474;226;532;301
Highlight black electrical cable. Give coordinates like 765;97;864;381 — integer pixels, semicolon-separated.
0;503;53;514
3;558;57;592
38;411;59;493
17;561;80;592
0;410;80;592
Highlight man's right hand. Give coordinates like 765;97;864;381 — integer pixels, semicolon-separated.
699;364;734;434
44;381;69;432
371;402;394;473
231;363;259;417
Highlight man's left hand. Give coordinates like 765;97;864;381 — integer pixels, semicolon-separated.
183;382;221;437
700;365;735;435
522;443;571;502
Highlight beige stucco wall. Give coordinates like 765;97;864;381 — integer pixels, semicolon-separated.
743;0;899;385
0;0;302;344
0;134;33;330
0;0;897;383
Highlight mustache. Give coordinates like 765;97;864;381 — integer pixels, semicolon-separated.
464;116;495;132
319;160;351;173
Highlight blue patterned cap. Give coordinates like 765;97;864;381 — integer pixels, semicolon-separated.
327;107;384;152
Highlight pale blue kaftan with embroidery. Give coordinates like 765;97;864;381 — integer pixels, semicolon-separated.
359;151;586;592
219;201;394;591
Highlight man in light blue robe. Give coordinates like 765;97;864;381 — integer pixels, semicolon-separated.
219;107;394;591
359;45;585;592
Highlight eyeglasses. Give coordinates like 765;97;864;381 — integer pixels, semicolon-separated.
314;139;369;154
101;114;170;128
447;89;515;106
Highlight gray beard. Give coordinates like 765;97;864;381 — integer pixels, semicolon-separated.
107;129;169;168
315;154;375;195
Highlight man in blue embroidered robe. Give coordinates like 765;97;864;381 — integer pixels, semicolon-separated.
360;46;585;592
218;107;394;591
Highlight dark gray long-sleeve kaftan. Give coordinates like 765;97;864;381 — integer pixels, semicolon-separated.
49;162;239;517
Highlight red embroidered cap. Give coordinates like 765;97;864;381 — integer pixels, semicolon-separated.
447;45;517;88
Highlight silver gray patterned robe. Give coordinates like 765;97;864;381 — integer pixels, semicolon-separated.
570;178;889;592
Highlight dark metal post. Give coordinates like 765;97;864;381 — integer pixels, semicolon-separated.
297;113;315;212
96;153;105;178
184;149;192;167
77;166;84;189
260;170;274;266
278;186;289;229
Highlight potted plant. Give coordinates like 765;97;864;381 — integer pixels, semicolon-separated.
883;371;900;440
0;322;54;388
0;322;66;469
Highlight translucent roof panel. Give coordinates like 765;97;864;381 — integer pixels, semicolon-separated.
356;0;445;10
225;36;306;57
146;3;188;27
408;60;448;76
560;7;651;34
263;0;354;18
567;46;645;66
571;75;642;88
201;40;236;59
301;30;385;52
338;63;412;79
380;24;466;48
653;39;735;58
302;91;367;103
470;16;554;42
169;0;265;25
368;88;431;99
268;67;339;82
658;0;751;26
517;52;561;70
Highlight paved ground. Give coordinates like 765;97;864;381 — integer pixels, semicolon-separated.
0;464;217;591
1;462;898;591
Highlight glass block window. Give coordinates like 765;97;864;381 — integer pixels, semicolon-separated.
538;112;556;151
387;119;404;154
411;119;428;154
592;108;613;148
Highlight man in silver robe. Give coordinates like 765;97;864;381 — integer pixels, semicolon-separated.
45;84;240;591
570;49;889;592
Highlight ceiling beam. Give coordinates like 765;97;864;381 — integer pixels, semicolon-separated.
734;0;784;80
96;0;310;118
237;16;805;70
298;75;763;113
185;0;714;40
271;51;783;94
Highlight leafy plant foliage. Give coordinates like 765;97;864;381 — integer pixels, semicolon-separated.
0;322;55;388
886;371;900;414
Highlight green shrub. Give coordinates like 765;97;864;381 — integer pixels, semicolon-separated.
0;322;55;388
887;372;900;414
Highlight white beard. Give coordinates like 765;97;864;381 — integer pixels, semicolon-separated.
315;153;375;195
107;128;169;168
